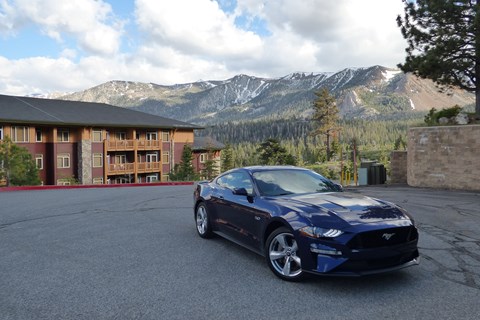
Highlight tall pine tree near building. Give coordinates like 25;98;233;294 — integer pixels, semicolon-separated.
169;144;198;181
311;88;339;161
397;0;480;117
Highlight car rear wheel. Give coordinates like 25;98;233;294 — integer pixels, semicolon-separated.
266;227;303;281
196;202;213;238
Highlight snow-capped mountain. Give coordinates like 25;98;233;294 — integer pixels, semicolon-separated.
57;65;474;125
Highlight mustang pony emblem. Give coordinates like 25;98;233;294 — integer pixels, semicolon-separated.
382;233;396;240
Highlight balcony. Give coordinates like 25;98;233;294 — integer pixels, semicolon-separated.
107;162;161;175
137;162;161;173
107;140;161;151
136;140;161;150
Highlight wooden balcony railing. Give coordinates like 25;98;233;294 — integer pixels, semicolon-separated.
136;140;161;150
107;140;135;151
107;162;161;175
137;162;161;173
107;140;161;151
108;163;135;175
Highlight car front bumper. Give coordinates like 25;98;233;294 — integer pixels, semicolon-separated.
302;240;420;276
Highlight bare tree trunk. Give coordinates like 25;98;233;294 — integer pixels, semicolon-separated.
476;3;480;119
476;84;480;118
326;131;331;161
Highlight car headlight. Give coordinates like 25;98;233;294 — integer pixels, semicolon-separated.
299;226;344;238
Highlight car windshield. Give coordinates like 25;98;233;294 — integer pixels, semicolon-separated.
252;169;337;196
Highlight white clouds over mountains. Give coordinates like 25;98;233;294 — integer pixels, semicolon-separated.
0;0;407;96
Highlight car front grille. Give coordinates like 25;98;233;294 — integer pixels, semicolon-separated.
347;226;418;249
334;250;419;272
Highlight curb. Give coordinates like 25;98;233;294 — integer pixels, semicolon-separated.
0;181;195;192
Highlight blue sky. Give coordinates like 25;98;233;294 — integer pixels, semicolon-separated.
0;0;407;95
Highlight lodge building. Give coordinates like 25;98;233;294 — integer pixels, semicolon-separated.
0;94;222;186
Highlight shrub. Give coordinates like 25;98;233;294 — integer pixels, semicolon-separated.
424;105;462;125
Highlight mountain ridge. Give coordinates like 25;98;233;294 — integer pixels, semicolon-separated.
56;65;474;125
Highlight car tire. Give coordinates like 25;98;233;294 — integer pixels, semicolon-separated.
265;227;303;281
195;202;213;238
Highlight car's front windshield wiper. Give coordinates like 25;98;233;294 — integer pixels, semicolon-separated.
276;192;294;196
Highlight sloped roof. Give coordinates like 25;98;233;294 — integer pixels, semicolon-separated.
193;136;225;150
0;94;202;129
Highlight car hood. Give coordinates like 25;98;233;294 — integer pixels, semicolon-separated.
273;192;411;226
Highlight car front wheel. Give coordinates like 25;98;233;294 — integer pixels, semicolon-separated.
195;202;213;238
266;227;303;281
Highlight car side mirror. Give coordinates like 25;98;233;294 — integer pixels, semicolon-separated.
233;187;249;196
233;187;255;203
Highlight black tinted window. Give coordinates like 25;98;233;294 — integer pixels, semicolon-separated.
216;171;253;194
253;169;336;196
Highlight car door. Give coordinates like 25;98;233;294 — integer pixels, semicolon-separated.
214;171;266;251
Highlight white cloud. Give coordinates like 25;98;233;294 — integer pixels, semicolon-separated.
235;0;407;72
0;0;408;95
0;0;123;55
135;0;262;57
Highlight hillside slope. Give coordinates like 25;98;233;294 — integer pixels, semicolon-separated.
58;65;474;125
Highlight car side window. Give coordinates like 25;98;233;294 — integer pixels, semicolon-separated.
216;172;254;194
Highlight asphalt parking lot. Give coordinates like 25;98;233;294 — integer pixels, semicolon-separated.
1;184;479;320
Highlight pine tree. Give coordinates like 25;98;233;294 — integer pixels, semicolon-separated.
257;138;296;166
397;0;480;117
201;146;219;180
311;88;340;161
169;144;198;181
221;143;234;172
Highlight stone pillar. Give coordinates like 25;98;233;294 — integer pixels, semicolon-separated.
390;151;408;184
78;140;92;185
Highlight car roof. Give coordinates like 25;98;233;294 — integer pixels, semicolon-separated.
240;165;305;174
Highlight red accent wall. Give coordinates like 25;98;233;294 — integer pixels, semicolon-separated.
55;143;78;182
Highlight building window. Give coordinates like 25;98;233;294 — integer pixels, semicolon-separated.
57;153;70;168
57;129;69;142
57;179;71;186
92;130;102;142
115;154;126;164
114;177;128;184
93;153;103;167
146;152;158;163
136;132;141;140
200;153;207;163
35;128;42;142
0;126;3;140
116;132;126;140
162;131;170;142
35;154;43;170
147;174;158;183
12;126;29;142
93;177;104;185
147;132;158;140
162;151;170;164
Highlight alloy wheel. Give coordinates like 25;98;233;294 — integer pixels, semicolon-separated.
268;231;302;279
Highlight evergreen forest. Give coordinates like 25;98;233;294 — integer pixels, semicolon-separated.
197;112;426;178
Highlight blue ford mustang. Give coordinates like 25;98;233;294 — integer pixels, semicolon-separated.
193;166;419;281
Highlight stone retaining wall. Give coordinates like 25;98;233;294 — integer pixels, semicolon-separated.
390;151;408;184
407;125;480;191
